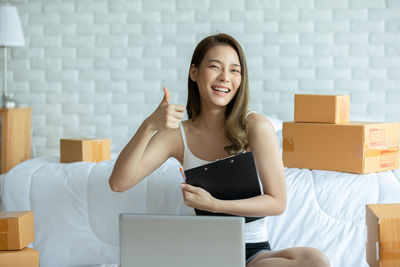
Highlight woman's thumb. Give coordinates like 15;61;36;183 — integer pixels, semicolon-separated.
161;87;170;104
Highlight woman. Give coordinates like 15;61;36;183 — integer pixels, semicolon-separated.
109;33;330;267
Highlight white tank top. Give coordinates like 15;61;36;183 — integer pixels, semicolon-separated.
179;122;269;243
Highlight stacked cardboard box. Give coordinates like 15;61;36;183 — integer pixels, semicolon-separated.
366;204;400;267
294;94;350;123
283;94;399;174
0;211;39;267
60;138;111;163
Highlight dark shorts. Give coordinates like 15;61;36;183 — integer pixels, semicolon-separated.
246;241;271;263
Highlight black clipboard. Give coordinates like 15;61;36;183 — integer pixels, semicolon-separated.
184;151;263;223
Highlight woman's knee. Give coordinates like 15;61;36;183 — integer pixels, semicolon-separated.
299;247;330;267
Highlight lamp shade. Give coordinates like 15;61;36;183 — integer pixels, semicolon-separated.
0;5;25;47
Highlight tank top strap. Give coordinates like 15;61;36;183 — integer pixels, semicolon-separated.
179;123;189;151
246;110;256;118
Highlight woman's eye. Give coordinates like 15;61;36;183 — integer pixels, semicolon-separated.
232;69;241;74
210;65;220;69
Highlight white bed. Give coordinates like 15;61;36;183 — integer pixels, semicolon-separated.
1;125;400;267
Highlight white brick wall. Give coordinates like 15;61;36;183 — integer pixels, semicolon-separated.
1;0;399;156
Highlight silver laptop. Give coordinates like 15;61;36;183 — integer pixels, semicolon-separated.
119;214;245;267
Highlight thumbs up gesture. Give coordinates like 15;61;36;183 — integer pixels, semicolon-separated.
161;86;170;105
147;87;185;131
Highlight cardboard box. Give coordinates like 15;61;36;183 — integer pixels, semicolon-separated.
283;121;399;174
366;204;400;267
60;138;111;163
0;211;35;250
0;247;39;267
294;94;350;123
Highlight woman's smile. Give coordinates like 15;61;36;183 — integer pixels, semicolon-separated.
211;85;231;96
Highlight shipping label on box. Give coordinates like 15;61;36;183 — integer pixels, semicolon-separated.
0;247;39;267
282;121;399;174
366;204;400;267
294;94;350;124
0;211;35;250
60;138;111;163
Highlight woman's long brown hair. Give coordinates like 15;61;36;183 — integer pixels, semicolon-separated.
187;33;249;155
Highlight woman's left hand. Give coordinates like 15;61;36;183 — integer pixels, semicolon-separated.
180;183;217;213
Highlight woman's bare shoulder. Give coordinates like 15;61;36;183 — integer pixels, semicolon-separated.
246;113;275;135
246;113;281;162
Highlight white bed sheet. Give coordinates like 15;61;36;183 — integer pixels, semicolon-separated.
1;152;400;267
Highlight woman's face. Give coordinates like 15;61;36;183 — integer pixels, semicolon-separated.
190;44;242;109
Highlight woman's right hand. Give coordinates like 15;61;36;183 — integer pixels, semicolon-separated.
146;87;185;131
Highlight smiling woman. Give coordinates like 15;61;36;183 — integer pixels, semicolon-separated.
108;33;330;267
187;34;250;156
194;50;241;102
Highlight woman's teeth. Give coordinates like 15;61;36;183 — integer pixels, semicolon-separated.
212;87;230;93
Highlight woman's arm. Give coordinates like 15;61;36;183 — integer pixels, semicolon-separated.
181;113;286;217
109;88;185;192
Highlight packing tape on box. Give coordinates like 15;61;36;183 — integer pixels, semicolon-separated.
381;239;400;249
0;220;9;250
283;138;294;152
340;96;350;122
92;140;103;163
0;234;9;250
365;147;399;157
380;250;400;261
